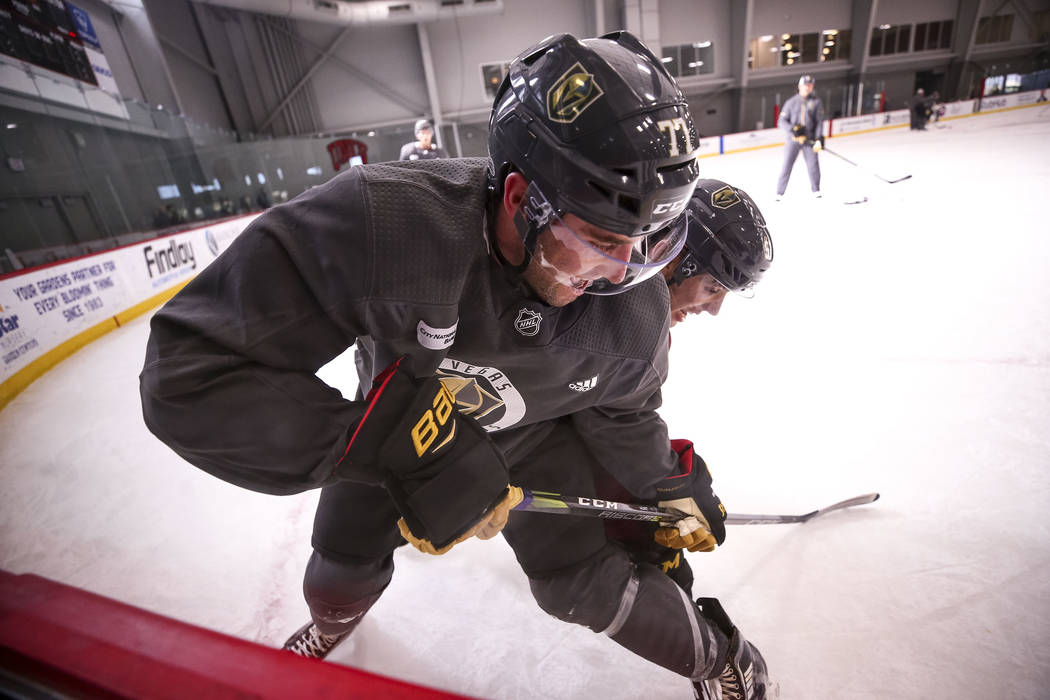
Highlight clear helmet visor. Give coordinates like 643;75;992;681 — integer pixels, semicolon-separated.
521;181;688;296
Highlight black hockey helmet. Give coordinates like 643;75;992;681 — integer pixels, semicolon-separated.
488;31;701;294
415;118;434;134
489;31;700;237
669;180;773;293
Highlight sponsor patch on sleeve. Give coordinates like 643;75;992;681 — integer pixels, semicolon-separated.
417;319;458;350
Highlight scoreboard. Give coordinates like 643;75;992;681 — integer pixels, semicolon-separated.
1;0;97;86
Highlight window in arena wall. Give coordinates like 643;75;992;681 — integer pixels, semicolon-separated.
869;23;911;57
914;20;953;51
660;41;715;78
819;29;850;61
976;14;1014;44
780;32;823;66
748;29;850;69
480;62;510;100
747;34;780;69
799;32;820;62
1029;10;1050;41
780;33;801;66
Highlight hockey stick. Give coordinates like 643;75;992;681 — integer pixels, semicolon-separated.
823;147;912;184
721;492;880;524
514;489;880;525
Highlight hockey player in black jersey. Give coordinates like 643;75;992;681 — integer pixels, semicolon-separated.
140;31;769;699
399;118;449;160
664;179;773;327
597;180;774;698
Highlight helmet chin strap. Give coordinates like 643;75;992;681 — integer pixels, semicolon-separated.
488;174;618;296
486;170;537;275
491;197;543;276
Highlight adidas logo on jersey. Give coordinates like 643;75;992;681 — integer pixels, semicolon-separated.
569;375;598;392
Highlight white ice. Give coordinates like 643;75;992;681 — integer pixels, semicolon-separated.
2;106;1049;699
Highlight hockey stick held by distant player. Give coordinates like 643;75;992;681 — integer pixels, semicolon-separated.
821;146;912;184
513;488;880;525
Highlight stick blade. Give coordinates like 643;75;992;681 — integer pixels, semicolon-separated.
725;492;880;525
884;174;912;184
800;492;880;522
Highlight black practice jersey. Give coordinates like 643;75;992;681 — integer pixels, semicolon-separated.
140;158;681;500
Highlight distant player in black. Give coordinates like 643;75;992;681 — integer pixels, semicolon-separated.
909;88;931;130
141;32;769;699
399;118;449;160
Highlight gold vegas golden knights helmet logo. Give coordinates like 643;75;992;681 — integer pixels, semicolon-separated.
547;62;605;123
711;185;741;210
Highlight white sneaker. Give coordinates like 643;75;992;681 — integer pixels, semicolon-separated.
813;191;823;199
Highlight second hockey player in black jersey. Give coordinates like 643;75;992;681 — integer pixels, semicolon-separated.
140;31;769;699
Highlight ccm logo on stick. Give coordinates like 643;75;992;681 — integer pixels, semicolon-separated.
578;497;618;510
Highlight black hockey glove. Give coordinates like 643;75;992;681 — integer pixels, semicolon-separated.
791;123;805;136
653;440;727;553
338;356;521;555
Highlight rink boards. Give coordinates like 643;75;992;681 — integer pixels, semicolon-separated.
0;214;258;408
0;570;467;698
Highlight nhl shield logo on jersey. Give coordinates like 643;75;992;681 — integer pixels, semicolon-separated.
514;308;542;337
436;358;526;432
547;62;604;123
710;185;741;210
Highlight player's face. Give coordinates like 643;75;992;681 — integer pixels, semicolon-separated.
799;83;814;97
522;214;635;307
417;128;434;147
668;272;727;326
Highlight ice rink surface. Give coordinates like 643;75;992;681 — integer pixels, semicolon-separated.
3;105;1049;699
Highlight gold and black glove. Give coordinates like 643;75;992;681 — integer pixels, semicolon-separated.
653;440;727;553
339;356;516;554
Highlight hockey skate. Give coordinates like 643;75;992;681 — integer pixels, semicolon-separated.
282;621;349;660
692;598;772;700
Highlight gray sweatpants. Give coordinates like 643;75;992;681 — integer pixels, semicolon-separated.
777;140;821;195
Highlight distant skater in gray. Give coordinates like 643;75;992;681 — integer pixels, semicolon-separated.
776;75;824;200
